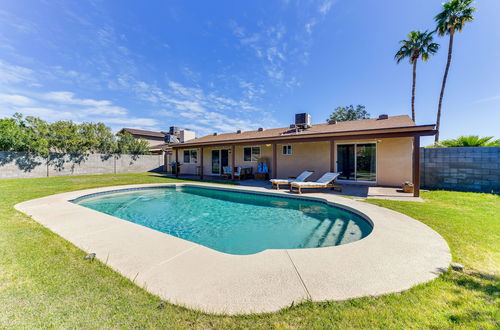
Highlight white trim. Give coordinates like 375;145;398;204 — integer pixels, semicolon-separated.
282;144;293;155
243;146;261;162
183;149;198;164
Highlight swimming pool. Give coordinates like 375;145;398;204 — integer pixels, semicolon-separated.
74;186;373;255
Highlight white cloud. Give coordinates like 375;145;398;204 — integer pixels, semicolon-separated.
305;20;317;34
14;107;74;121
0;60;35;84
0;94;35;106
472;93;500;104
319;1;333;15
43;91;127;115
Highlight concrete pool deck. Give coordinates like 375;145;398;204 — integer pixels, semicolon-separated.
15;183;451;314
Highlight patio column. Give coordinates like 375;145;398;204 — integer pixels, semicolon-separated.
231;144;235;180
175;149;179;178
330;139;335;172
272;143;277;179
200;147;204;180
413;135;420;197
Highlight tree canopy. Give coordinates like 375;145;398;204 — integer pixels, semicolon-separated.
395;30;439;64
431;135;500;148
326;105;370;122
0;113;150;155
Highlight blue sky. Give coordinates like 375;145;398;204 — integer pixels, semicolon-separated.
0;0;498;146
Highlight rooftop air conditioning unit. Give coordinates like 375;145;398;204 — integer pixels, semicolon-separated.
295;113;312;129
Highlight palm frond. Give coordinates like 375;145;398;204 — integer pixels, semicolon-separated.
435;0;476;35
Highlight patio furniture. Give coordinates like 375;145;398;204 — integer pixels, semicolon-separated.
233;166;242;180
240;166;253;179
222;166;232;179
270;170;314;190
289;172;342;194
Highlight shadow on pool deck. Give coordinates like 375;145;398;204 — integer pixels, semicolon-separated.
152;174;424;202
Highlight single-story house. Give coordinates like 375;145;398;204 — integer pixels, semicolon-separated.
170;114;437;197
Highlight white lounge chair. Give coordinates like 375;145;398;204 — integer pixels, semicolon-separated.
289;172;342;194
270;170;314;190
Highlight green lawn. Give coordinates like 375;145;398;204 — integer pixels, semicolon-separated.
0;173;498;328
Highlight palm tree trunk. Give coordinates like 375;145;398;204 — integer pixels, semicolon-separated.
435;29;455;143
411;60;417;122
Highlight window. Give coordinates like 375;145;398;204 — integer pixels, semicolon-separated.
282;145;292;155
183;149;198;163
243;146;260;162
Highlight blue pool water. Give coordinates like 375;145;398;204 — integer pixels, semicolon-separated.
75;186;372;255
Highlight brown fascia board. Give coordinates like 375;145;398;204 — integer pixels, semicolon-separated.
171;125;436;149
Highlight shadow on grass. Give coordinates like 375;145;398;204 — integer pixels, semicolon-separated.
451;270;500;299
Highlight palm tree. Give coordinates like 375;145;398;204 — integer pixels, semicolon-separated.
434;0;476;143
395;31;439;122
434;135;500;147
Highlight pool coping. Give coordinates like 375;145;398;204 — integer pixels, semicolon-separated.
15;182;451;315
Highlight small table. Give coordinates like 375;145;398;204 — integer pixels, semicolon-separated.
240;166;253;179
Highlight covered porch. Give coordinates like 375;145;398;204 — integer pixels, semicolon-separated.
171;129;433;197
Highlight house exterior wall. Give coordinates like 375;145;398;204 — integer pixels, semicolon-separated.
375;137;413;186
133;134;165;147
174;136;413;186
275;141;330;181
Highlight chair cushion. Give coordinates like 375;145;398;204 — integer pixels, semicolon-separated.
316;172;340;184
270;179;291;184
295;170;314;182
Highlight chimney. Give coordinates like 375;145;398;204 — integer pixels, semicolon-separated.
378;114;389;120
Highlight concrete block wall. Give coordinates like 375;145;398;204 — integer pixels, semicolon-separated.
420;147;500;193
0;152;164;179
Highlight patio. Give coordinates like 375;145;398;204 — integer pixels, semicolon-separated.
162;174;424;202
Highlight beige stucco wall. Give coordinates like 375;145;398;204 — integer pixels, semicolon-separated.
134;135;165;147
376;137;413;186
174;137;413;186
275;141;330;181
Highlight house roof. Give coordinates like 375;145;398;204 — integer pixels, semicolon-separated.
149;143;172;151
119;128;166;138
172;115;436;148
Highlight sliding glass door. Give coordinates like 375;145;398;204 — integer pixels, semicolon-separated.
211;149;229;175
337;144;355;180
337;143;376;182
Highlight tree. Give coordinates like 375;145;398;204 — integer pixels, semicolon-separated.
116;131;150;155
0;113;150;155
395;30;439;122
0;113;50;156
326;105;369;122
433;135;500;148
434;0;475;143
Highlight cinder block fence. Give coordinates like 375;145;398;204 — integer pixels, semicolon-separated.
0;152;164;179
420;147;500;193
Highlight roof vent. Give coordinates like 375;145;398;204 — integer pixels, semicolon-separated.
258;127;264;131
236;130;242;134
328;119;337;125
289;124;296;129
378;114;389;120
213;132;218;136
